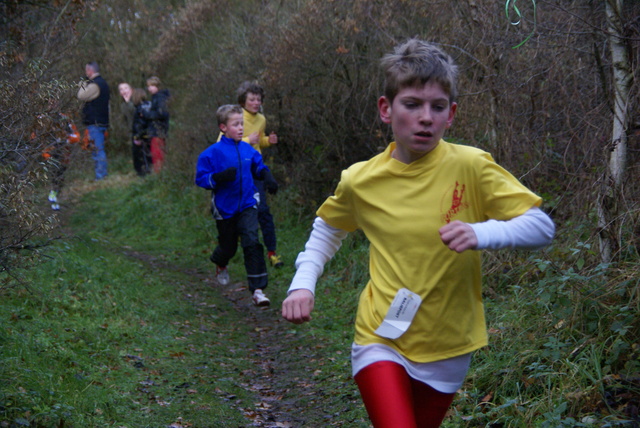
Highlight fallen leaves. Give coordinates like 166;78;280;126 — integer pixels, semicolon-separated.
167;416;193;427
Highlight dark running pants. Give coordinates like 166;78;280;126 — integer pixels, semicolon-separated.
210;207;267;292
255;179;277;252
132;138;151;176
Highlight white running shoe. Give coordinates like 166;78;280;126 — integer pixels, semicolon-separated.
51;203;60;210
216;266;230;286
252;289;270;307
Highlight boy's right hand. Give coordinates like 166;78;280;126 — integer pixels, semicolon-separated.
212;167;237;183
439;220;478;253
248;132;260;145
282;289;314;324
261;169;279;194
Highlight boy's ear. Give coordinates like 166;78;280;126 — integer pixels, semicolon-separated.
446;102;458;128
219;123;227;134
378;96;392;124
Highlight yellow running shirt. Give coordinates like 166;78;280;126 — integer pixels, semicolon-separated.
317;141;542;362
241;108;270;153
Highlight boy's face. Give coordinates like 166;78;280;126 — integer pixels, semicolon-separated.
220;113;244;141
147;84;158;95
118;84;132;101
244;92;262;114
378;82;457;164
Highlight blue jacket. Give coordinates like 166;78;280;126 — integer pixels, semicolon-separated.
195;135;269;219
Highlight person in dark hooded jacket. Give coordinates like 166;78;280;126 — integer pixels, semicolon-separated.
131;88;152;176
143;76;170;173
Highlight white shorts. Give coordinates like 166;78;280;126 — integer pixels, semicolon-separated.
351;343;472;394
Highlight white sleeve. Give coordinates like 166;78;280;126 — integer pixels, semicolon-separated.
470;207;555;250
288;217;349;295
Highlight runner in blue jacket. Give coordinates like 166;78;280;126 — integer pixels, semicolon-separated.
195;104;278;306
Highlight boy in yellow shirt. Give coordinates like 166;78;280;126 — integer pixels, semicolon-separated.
282;39;555;427
236;81;283;268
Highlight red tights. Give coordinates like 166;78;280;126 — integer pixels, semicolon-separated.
354;361;455;428
150;137;165;173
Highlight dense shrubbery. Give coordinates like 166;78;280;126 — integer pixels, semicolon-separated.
6;0;638;261
147;0;639;249
0;1;88;275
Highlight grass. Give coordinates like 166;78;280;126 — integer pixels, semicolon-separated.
0;220;265;427
1;154;639;427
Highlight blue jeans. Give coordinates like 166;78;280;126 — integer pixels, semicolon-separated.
88;125;108;180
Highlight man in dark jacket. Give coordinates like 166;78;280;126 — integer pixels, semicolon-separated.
77;62;110;180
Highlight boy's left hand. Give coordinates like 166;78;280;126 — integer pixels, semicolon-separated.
439;221;478;253
261;169;278;195
268;132;278;145
265;177;278;195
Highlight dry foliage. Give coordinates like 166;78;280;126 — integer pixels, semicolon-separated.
3;0;639;269
0;0;91;274
260;1;639;213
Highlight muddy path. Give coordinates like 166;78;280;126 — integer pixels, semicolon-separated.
54;175;366;427
120;249;336;428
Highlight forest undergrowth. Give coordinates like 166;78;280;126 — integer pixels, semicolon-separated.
0;155;638;427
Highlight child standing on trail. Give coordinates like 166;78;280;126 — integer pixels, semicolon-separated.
131;88;153;177
281;39;555;427
234;81;283;268
196;104;279;307
144;76;170;173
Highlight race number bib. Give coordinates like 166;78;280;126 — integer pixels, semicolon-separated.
374;288;422;339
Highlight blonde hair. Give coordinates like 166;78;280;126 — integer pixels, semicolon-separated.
146;76;162;88
381;39;458;103
216;104;243;127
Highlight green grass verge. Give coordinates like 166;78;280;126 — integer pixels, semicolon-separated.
0;233;256;427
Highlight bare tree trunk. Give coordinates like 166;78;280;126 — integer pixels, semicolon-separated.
597;0;632;263
606;0;631;186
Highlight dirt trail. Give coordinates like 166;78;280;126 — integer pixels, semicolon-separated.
122;249;309;428
55;175;363;427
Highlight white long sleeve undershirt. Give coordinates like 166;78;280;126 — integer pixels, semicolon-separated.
289;217;348;295
470;206;555;250
288;207;554;295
